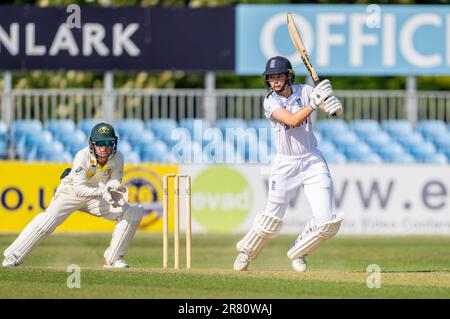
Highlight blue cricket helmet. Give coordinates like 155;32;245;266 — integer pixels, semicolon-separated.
263;56;295;93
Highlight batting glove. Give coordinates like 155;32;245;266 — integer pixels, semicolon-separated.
324;95;343;117
310;79;333;111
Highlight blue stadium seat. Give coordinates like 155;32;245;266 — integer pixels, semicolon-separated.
131;131;155;153
346;152;383;164
256;141;276;164
0;140;7;158
232;129;259;161
248;119;271;130
58;129;86;147
146;119;177;139
163;127;192;147
0;121;7;135
140;140;169;162
315;120;348;139
203;141;242;164
376;143;412;163
318;141;336;154
247;119;272;145
329;132;359;150
123;151;141;164
57;129;88;149
35;141;65;161
342;142;372;159
248;119;272;142
201;128;223;148
381;152;416;164
216;118;248;135
320;149;346;164
0;121;8;158
409;143;439;162
395;132;425;151
433;134;450;152
442;148;450;161
416;120;448;141
17;130;53;160
364;132;393;150
178;118;211;140
240;133;269;163
59;130;88;157
12;120;43;142
69;140;87;157
314;132;322;145
170;141;203;163
415;152;447;164
382;120;413;137
127;129;154;149
44;119;76;139
42;150;73;163
117;140;133;155
349;120;381;139
115;119;145;141
77;119;104;136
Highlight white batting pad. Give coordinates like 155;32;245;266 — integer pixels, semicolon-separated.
104;205;144;264
3;213;59;265
287;213;344;260
236;213;283;260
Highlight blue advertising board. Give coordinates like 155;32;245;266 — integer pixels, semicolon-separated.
236;4;450;76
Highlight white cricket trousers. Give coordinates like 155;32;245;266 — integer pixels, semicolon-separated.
3;185;133;266
265;151;334;230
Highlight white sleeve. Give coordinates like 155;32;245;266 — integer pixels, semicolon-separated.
72;152;102;197
110;152;124;184
302;84;314;107
264;96;282;119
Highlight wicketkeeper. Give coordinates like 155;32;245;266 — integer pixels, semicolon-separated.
2;122;144;269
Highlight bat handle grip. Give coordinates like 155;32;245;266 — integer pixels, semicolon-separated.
312;77;337;118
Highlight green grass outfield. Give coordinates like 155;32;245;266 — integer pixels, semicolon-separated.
0;233;449;299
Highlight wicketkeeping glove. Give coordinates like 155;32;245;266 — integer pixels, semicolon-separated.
99;182;114;204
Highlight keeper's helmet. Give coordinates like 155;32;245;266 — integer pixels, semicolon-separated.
263;56;295;93
88;122;118;160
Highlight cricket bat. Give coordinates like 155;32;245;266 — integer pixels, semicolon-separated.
287;12;337;116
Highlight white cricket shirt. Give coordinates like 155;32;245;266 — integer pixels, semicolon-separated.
264;84;318;156
61;147;124;197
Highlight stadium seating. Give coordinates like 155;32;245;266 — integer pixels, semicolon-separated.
415;120;448;142
382;120;414;137
146;118;177;139
216;118;248;135
178;118;211;140
77;119;104;136
12;120;43;144
320;150;346;164
349;119;382;139
45;119;76;139
115;119;145;142
0;121;8;158
2;118;450;164
315;119;349;139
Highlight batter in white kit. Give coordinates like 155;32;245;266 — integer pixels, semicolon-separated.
234;56;344;272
